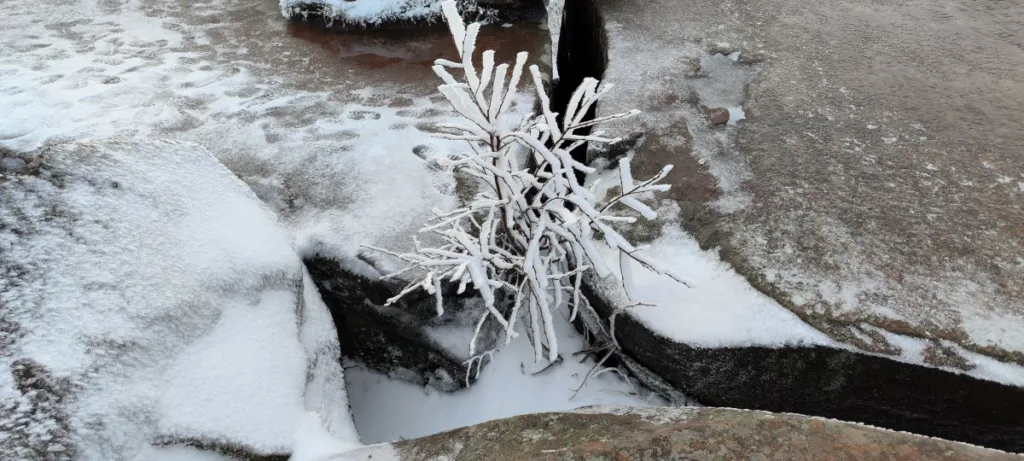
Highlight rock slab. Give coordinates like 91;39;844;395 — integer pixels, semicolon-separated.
332;406;1022;461
598;0;1024;380
583;0;1024;452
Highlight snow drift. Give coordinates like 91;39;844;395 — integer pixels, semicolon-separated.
0;139;359;460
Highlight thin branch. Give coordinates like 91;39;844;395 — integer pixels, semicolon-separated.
362;1;689;382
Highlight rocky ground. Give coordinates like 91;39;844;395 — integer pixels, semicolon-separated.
596;0;1024;375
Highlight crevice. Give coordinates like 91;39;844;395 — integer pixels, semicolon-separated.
548;0;608;185
304;255;478;392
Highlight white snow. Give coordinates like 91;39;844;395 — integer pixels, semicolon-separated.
0;0;572;455
344;310;667;444
594;227;834;348
299;269;363;446
726;106;746;125
0;0;477;270
589;224;1024;386
158;291;309;449
869;327;1024;388
316;443;401;461
0;139;359;459
290;412;363;461
7;0;1019;458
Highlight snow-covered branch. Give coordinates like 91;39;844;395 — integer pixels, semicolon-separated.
366;0;688;369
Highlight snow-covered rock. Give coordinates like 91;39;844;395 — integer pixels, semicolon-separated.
279;0;540;28
0;139;359;460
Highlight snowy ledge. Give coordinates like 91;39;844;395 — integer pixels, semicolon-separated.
582;225;1024;452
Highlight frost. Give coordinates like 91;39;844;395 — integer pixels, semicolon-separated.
367;2;688;369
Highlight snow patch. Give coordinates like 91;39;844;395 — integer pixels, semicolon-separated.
290;412;362;461
726;106;745;125
595;21;758;215
594;227;833;348
0;139;359;458
594;224;1024;386
345;311;666;443
158;291;308;452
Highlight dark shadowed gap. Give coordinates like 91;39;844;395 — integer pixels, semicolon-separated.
550;0;608;185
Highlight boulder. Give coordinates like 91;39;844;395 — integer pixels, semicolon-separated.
329;406;1022;461
578;0;1024;452
280;0;545;29
0;139;359;460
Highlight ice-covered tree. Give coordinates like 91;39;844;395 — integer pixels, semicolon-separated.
367;0;688;371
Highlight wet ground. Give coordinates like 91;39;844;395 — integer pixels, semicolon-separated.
0;0;548;257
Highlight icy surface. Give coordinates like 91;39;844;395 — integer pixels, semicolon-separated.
345;311;666;443
0;139;358;459
0;0;471;267
595;22;758;214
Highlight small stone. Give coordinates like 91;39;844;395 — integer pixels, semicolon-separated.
685;57;702;76
710;43;736;56
707;108;730;126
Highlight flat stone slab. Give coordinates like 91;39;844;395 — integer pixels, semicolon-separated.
331;406;1022;460
597;0;1024;380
